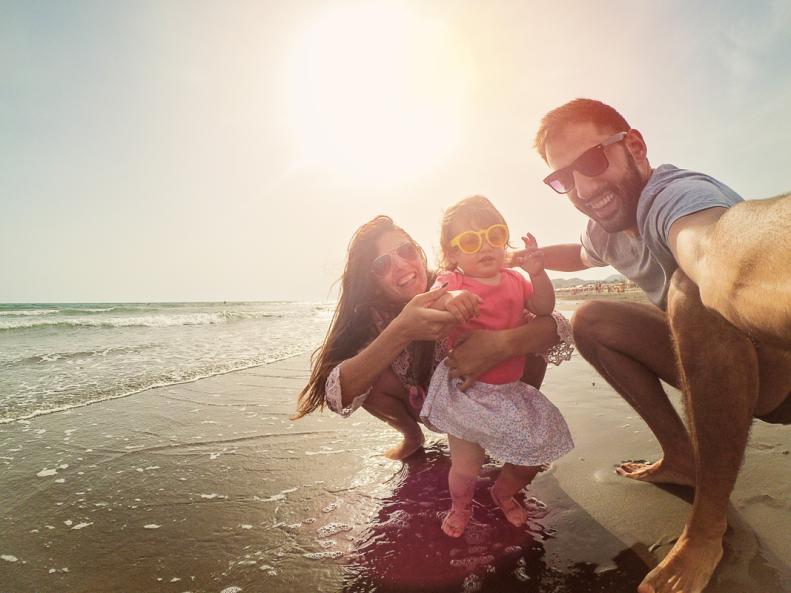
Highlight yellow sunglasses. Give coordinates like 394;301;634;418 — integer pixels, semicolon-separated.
449;223;509;254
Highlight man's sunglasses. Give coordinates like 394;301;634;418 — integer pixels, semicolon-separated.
543;131;628;194
370;241;420;277
449;223;509;255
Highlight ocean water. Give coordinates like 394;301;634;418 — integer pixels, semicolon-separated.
0;301;333;423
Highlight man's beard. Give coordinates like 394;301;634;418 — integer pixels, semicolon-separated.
590;155;645;233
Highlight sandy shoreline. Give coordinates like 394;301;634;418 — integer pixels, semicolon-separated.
1;339;789;592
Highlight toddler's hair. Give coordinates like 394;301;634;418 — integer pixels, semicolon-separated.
439;195;509;270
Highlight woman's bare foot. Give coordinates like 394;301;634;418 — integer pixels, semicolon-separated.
616;457;695;487
383;431;425;460
638;527;724;593
441;505;472;537
490;486;528;527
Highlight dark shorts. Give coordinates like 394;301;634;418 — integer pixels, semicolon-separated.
757;395;791;425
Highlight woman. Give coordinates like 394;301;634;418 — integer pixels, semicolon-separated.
294;216;573;459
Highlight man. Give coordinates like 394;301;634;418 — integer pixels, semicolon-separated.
531;98;791;593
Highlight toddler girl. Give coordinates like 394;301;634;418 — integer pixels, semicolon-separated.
420;195;574;537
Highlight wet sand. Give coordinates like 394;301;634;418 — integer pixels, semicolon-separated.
1;336;790;592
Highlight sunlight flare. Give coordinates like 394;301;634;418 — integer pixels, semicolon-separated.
287;3;472;183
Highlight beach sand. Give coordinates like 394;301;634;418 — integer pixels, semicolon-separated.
1;329;789;592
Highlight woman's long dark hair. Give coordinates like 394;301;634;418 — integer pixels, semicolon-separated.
294;216;432;419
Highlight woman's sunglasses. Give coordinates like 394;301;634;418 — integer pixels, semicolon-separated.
370;241;419;277
449;223;509;255
543;131;628;194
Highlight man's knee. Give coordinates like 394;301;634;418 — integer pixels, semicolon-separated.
571;300;611;357
668;269;700;306
667;269;709;331
668;268;744;339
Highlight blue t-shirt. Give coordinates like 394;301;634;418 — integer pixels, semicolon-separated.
581;164;743;309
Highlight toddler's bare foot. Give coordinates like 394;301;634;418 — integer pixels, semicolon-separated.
616;457;695;487
490;486;528;527
383;432;425;460
441;505;472;538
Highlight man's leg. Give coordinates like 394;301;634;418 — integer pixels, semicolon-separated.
754;344;791;419
638;270;759;593
571;300;694;485
362;368;425;460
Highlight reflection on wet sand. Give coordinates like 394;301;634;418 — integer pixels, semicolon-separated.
341;443;648;593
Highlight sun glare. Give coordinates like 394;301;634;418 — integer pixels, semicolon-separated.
287;4;471;184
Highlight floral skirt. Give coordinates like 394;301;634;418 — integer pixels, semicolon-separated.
420;359;574;466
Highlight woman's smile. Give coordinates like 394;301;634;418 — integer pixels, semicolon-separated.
397;271;418;288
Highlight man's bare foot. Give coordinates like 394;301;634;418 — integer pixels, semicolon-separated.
441;505;472;537
490;486;528;527
383;432;425;460
616;457;695;487
638;528;724;593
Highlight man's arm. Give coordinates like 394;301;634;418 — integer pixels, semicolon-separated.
668;199;791;346
666;207;727;288
540;243;596;272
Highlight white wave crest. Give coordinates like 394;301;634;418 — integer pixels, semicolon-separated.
0;311;280;331
0;309;59;317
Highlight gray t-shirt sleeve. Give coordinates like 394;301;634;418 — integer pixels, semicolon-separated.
580;222;609;267
644;179;736;247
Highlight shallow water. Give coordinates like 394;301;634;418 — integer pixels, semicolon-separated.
0;301;333;423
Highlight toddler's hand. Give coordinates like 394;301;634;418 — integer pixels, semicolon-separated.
446;290;481;324
519;233;545;276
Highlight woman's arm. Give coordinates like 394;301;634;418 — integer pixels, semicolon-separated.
338;286;455;407
445;314;563;391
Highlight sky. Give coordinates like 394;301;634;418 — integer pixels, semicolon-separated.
2;0;790;303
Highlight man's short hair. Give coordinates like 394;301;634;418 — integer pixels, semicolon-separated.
534;98;631;162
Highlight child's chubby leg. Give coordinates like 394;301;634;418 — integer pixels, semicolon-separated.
491;463;541;527
443;434;486;538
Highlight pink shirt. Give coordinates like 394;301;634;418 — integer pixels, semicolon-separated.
433;268;534;384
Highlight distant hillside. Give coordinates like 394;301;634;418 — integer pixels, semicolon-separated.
550;277;587;289
551;274;625;289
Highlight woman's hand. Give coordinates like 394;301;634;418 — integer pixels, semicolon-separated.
394;285;457;342
445;290;482;324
